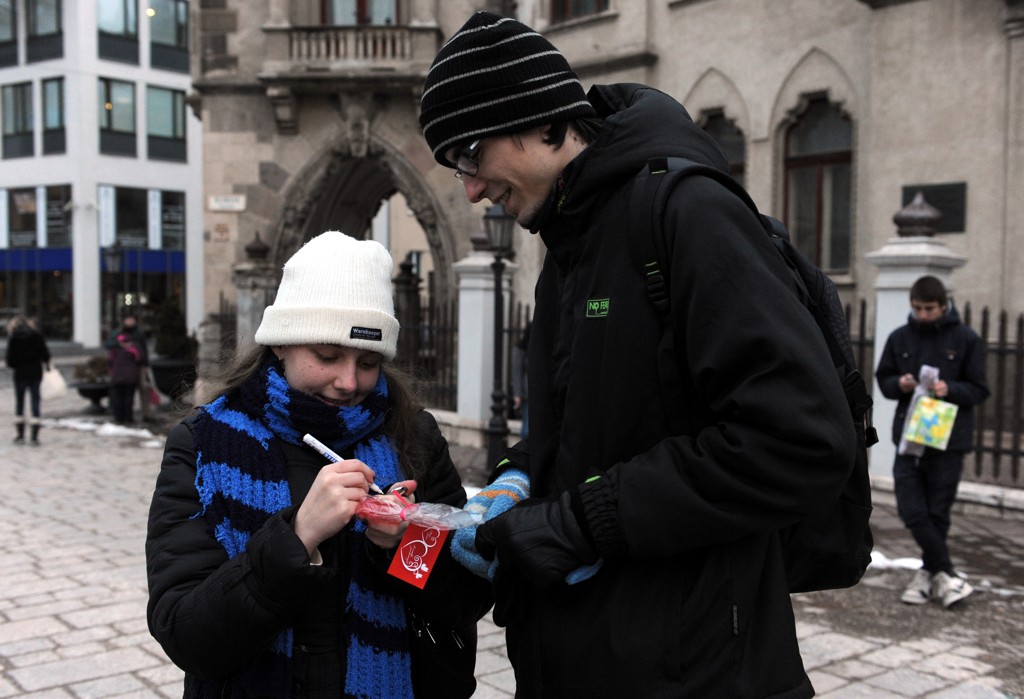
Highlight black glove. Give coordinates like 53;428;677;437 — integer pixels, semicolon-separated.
475;490;599;589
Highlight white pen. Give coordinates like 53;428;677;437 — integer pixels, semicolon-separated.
302;433;385;495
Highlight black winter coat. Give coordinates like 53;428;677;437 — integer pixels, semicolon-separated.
501;84;857;698
146;409;492;698
875;305;989;452
5;326;50;382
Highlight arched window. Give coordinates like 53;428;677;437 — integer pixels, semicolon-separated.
701;109;745;187
784;96;852;272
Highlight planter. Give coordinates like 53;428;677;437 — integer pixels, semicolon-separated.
150;357;198;401
72;382;109;413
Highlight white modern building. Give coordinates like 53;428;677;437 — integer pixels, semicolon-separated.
0;0;203;347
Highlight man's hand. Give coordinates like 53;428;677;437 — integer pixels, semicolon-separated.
475;491;598;588
899;373;918;393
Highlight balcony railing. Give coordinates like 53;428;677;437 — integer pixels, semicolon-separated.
261;25;440;73
292;26;412;62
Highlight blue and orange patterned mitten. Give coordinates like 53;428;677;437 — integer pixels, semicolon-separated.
451;466;529;580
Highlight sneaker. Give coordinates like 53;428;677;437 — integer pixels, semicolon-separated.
932;571;973;608
13;436;24;444
901;568;933;605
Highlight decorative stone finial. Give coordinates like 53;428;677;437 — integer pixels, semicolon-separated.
894;191;942;237
245;231;270;260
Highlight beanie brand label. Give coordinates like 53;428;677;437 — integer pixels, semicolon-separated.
351;326;384;342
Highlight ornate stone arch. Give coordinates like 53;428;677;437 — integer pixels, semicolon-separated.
682;67;751;138
267;134;458;307
771;47;859;142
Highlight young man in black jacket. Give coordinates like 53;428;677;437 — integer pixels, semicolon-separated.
875;275;989;609
420;12;856;698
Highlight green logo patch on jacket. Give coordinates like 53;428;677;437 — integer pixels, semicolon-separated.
586;298;610;318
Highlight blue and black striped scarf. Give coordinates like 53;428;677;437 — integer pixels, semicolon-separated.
192;358;414;698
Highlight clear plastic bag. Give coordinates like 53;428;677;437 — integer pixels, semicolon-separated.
356;496;482;530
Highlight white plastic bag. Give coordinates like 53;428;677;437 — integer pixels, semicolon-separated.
40;365;67;400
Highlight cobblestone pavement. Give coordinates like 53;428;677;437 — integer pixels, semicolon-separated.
1;372;1022;698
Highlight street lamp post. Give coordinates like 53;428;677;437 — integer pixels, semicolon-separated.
483;204;516;473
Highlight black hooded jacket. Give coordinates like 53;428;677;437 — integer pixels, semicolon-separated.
875;304;989;452
5;325;50;382
501;84;856;698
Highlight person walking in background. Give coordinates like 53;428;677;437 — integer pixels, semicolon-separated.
876;275;989;609
510;321;530;439
420;12;856;697
146;231;491;698
107;332;142;424
5;315;51;445
106;311;152;422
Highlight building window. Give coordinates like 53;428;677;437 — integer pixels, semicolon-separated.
28;0;59;35
98;0;139;63
2;82;34;158
161;190;185;250
42;77;64;154
0;1;16;67
7;188;37;247
783;96;852;273
1;186;74;339
149;0;189;72
701;109;746;187
45;184;71;247
322;0;400;25
147;86;186;161
27;0;62;61
99;77;136;156
114;187;149;247
550;0;609;24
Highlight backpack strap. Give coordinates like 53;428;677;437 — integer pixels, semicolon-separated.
628;157;757;435
629;157;775;315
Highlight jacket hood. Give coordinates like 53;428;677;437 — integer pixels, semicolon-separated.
549;84;731;223
906;302;962;332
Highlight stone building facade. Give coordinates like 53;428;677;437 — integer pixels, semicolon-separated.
191;0;1024;345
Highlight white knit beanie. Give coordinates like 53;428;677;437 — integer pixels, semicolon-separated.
254;231;400;360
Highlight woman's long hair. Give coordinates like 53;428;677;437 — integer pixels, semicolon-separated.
195;343;430;480
6;314;37;336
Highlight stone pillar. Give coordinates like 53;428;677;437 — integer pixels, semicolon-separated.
453;235;516;425
408;0;439;26
231;233;279;349
865;193;966;478
266;0;290;26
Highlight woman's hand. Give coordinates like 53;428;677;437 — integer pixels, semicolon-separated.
364;480;418;550
294;459;377;558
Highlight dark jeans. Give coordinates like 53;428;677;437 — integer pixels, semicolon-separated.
893;450;965;574
109;382;138;423
14;378;42;419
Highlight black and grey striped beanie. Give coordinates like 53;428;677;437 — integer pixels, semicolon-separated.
419;12;596;167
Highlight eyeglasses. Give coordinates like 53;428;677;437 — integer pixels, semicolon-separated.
450;140;482;180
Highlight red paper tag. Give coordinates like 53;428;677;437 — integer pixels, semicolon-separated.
387;524;449;589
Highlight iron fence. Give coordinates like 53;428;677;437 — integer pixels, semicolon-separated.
395;297;459;411
290;290;1023;489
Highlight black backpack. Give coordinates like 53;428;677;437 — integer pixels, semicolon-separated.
629;156;877;593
